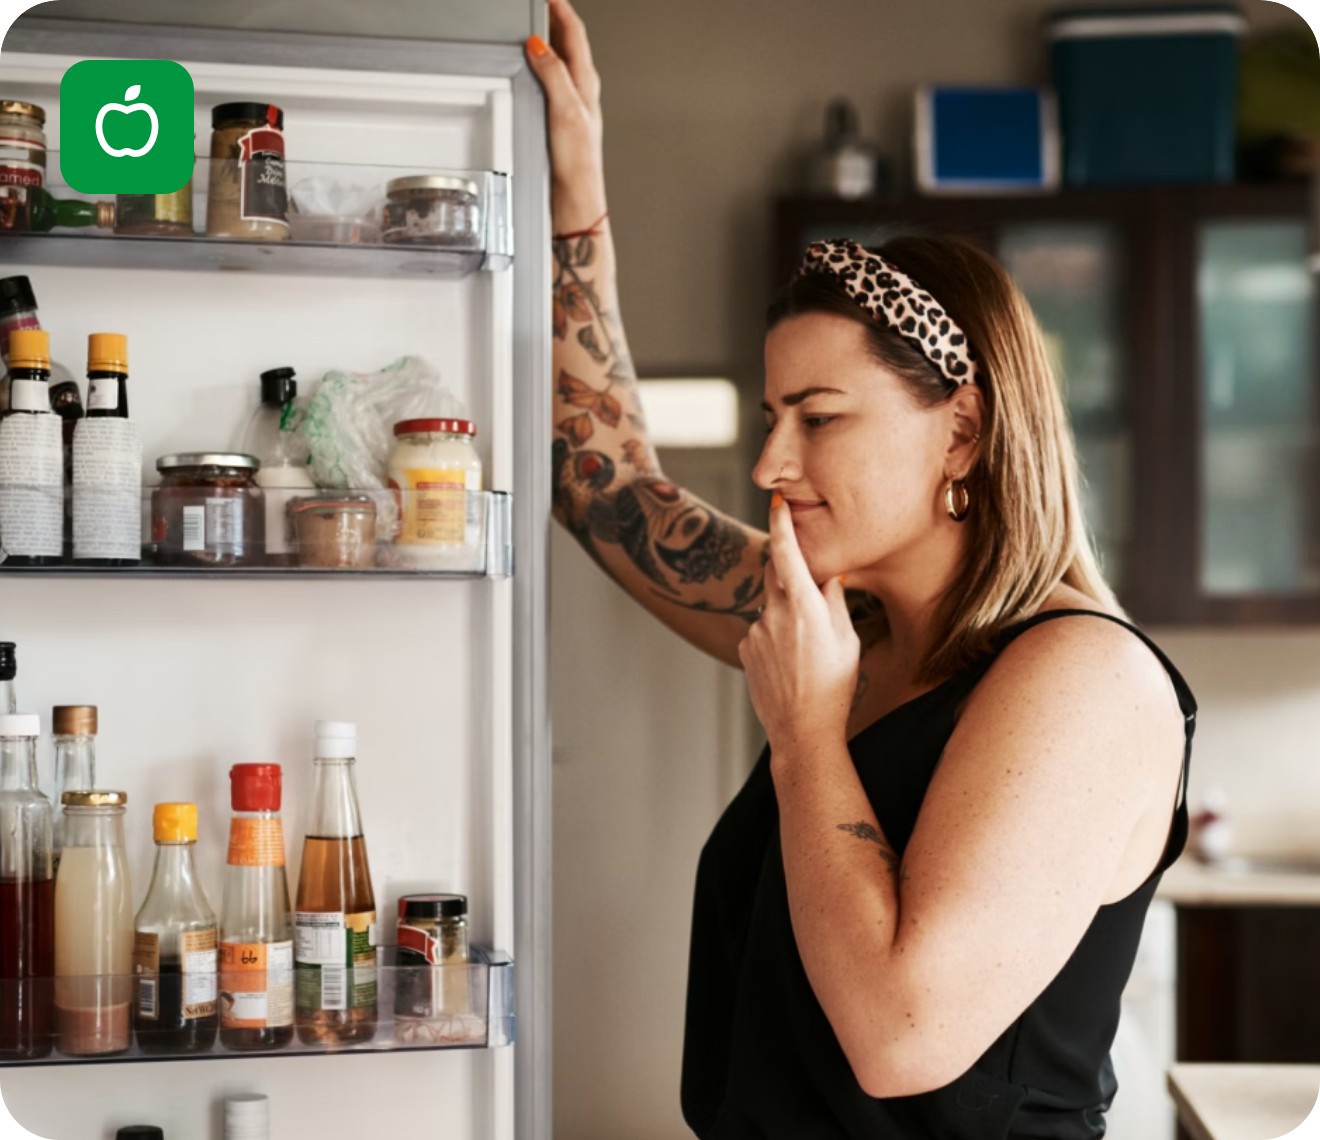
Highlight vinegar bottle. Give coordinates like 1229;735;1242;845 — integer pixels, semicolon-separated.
50;704;97;872
133;803;219;1054
218;764;293;1052
0;714;53;1059
294;721;377;1045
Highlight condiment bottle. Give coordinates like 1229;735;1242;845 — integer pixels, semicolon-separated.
395;893;469;1021
51;704;97;870
218;764;294;1051
72;333;142;565
133;802;219;1055
387;417;484;570
294;721;377;1045
206;103;288;241
0;329;63;564
0;713;54;1060
241;366;313;566
224;1094;269;1140
0;644;16;716
54;789;133;1056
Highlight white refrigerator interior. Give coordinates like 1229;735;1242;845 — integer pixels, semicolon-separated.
0;44;520;1140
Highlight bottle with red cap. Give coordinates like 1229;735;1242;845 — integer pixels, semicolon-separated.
218;763;293;1052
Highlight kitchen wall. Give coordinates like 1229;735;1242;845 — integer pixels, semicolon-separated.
572;0;1320;855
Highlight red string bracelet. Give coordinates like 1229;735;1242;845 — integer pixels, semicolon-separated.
553;210;609;240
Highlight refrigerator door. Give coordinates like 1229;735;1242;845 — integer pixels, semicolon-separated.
0;21;550;1140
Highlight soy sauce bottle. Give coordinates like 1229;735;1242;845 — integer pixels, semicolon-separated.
133;803;218;1054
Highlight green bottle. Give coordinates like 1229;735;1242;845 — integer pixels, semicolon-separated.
23;188;114;233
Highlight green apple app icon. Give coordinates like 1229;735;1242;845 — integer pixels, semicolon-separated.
60;59;194;194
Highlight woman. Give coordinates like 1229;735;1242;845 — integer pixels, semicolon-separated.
527;5;1195;1137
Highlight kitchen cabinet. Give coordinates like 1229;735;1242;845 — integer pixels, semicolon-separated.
774;185;1319;625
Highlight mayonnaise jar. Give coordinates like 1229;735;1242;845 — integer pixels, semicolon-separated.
387;418;483;570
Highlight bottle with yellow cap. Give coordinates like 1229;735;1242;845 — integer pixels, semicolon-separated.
0;327;63;563
72;332;141;565
133;801;219;1054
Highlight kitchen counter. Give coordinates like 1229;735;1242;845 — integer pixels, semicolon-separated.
1159;857;1320;906
1167;1064;1320;1140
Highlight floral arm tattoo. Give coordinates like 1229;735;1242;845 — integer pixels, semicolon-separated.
837;821;908;884
551;232;765;623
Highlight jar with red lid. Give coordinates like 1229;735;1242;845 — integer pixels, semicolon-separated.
386;418;482;570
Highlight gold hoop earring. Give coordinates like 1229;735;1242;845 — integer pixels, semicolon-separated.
945;478;970;522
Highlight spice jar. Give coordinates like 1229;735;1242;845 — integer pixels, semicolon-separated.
395;893;469;1022
0;101;46;234
151;453;264;567
206;103;288;241
381;176;480;248
387;418;483;571
290;494;377;569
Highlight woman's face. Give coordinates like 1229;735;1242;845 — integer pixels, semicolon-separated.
755;312;958;583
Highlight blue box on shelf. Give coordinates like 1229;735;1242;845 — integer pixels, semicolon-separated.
914;87;1061;195
1048;4;1246;186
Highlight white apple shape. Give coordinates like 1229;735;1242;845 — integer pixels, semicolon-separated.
94;84;160;159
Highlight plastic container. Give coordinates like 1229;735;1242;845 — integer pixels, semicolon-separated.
1048;5;1245;185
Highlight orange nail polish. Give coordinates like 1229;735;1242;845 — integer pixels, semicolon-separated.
771;492;784;510
840;573;849;587
526;34;550;57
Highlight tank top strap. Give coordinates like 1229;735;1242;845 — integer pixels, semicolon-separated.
996;609;1197;822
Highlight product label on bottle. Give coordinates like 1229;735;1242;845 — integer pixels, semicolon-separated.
0;156;41;234
87;377;119;412
226;818;286;867
237;126;288;227
219;939;293;1028
72;418;141;561
391;468;469;546
181;927;219;1018
0;412;62;558
134;931;161;1020
295;910;376;1012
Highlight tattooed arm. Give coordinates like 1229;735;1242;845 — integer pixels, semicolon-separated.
530;0;768;670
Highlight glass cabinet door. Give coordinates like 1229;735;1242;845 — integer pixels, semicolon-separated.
1198;221;1320;595
999;224;1131;592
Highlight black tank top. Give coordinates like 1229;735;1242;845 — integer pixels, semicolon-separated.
681;609;1196;1139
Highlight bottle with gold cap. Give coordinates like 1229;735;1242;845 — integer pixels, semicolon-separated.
133;802;218;1055
0;327;63;564
72;332;141;565
51;704;97;871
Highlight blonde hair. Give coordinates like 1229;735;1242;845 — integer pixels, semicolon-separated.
767;232;1122;683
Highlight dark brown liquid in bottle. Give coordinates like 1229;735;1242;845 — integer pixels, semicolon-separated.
134;960;219;1055
0;877;53;1059
295;835;376;1045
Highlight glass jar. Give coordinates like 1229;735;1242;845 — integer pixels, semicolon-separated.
151;453;264;567
387;419;483;571
381;176;480;248
55;790;133;1057
290;494;377;570
394;893;469;1022
206;103;288;241
0;101;46;235
114;182;194;237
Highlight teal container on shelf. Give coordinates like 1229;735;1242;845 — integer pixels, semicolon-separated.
1047;4;1247;186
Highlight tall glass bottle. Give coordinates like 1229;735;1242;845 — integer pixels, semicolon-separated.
73;333;141;565
0;644;15;716
0;714;53;1060
133;802;218;1055
0;328;62;564
0;275;78;422
51;705;96;871
55;789;133;1056
218;764;293;1051
295;721;377;1045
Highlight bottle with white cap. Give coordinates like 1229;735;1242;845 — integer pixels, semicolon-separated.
224;1093;269;1140
294;721;377;1045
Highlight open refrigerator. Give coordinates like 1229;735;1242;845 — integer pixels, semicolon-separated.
0;16;551;1140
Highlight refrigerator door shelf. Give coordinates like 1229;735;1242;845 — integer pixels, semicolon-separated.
0;490;513;579
0;949;515;1068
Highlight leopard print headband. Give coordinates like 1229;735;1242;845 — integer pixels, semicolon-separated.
797;239;981;387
